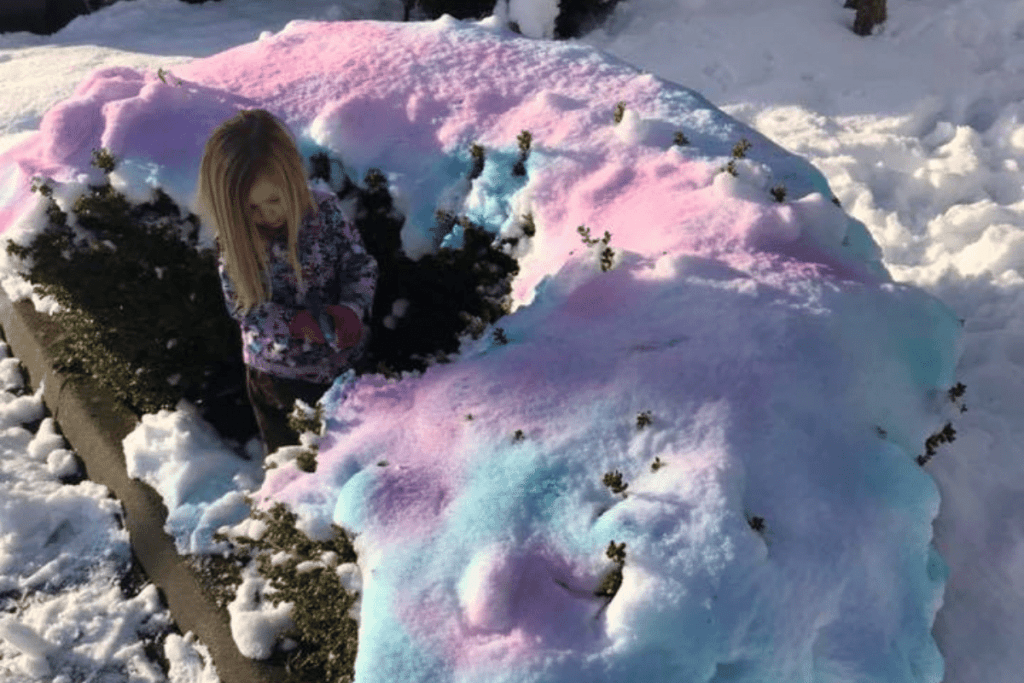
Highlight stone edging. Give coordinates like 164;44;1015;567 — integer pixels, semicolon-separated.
0;286;288;682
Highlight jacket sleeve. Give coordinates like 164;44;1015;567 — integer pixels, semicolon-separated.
218;256;301;343
323;201;378;322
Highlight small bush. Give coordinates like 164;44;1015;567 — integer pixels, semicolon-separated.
594;540;626;600
605;540;626;565
8;161;253;442
213;502;359;682
512;130;532;177
577;225;615;271
916;422;956;467
613;101;626;124
286;399;324;438
577;225;609;247
716;138;752;178
602;470;628;497
770;184;787;202
295;449;317;473
915;383;967;465
468;143;485;181
636;410;652;429
91;147;116;173
673;131;690;146
849;0;887;36
156;67;184;87
307;158;521;379
948;381;967;412
519;212;536;238
8;145;523;449
517;130;532;154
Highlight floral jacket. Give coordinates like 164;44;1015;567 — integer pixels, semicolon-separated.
218;188;378;384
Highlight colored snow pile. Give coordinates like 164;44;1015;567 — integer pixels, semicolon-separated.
0;16;962;683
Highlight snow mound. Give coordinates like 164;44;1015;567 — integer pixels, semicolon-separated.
123;399;264;554
0;15;962;682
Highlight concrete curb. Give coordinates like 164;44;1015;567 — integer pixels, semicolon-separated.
0;286;289;682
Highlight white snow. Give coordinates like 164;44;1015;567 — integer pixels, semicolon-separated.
164;632;221;683
0;0;1019;682
0;343;181;681
0;616;55;673
123;400;264;554
225;562;295;660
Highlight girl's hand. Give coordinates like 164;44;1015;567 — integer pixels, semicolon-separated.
325;304;363;349
288;309;327;344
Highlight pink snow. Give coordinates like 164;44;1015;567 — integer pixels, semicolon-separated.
1;18;867;304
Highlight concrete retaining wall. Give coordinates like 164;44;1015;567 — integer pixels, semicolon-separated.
0;285;290;682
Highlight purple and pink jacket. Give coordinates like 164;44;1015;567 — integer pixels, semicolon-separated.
217;188;378;384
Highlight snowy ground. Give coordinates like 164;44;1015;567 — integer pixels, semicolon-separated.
0;339;220;680
0;0;1021;681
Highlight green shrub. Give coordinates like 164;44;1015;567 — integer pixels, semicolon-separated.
717;138;752;178
602;470;628;497
594;540;626;600
496;212;536;254
7;147;521;441
468;143;485;181
613;101;626;124
916;422;956;467
731;138;752;159
511;130;532;177
520;212;536;237
212;502;359;682
577;225;615;271
915;382;966;466
7;155;252;443
306;157;521;380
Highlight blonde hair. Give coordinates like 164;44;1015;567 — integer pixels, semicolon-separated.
196;109;316;313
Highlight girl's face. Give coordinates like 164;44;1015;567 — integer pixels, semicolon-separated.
247;176;288;234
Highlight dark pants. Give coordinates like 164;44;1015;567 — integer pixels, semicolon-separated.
245;365;333;458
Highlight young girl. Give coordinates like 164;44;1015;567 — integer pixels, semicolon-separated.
195;109;378;459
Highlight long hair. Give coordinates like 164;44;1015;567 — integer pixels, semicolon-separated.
195;109;316;313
